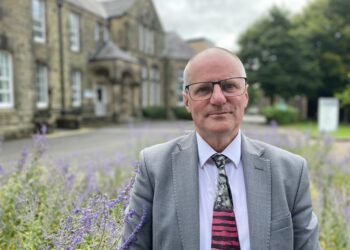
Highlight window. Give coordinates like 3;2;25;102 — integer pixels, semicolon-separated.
176;69;184;106
94;23;101;41
35;63;49;108
69;13;80;52
138;25;144;52
150;67;160;106
146;29;154;54
71;70;82;107
141;66;148;107
32;0;46;43
0;51;14;108
139;25;154;54
103;27;109;41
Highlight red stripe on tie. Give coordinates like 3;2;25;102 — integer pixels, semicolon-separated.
212;225;237;232
212;218;236;225
213;211;235;217
212;231;239;237
212;239;240;246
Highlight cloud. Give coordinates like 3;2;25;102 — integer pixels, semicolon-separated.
153;0;309;50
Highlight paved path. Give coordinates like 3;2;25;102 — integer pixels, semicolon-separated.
1;120;349;175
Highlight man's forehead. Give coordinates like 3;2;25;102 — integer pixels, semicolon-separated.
188;49;245;77
191;48;236;63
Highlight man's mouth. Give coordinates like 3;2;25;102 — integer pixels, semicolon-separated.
208;111;230;116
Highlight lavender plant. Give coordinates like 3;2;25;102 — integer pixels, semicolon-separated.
0;128;144;249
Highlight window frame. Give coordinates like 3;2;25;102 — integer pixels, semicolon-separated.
71;70;82;108
94;23;101;42
0;51;14;109
176;69;184;106
69;12;80;52
35;63;49;109
32;0;46;43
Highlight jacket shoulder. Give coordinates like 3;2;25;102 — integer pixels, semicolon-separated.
140;132;195;173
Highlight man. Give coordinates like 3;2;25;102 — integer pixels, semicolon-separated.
122;48;320;249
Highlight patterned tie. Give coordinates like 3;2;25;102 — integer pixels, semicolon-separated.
211;154;240;250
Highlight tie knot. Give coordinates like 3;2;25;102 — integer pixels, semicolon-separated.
211;154;227;169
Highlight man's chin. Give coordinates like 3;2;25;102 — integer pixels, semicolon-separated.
207;123;234;134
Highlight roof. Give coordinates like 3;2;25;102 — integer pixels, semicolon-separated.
163;32;194;60
65;0;137;18
90;40;138;63
101;0;137;18
66;0;108;18
186;37;215;46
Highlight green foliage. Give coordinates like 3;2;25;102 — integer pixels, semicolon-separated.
239;0;350;119
262;105;299;124
172;106;192;120
142;106;167;120
238;6;322;102
336;83;350;106
247;84;264;107
292;0;350;116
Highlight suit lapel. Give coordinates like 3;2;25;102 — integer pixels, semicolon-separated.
172;132;200;250
241;135;271;250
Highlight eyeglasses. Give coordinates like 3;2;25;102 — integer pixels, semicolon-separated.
185;77;248;101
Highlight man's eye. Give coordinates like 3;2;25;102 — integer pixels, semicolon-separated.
222;82;239;92
194;85;212;95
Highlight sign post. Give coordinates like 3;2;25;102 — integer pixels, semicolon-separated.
318;97;339;132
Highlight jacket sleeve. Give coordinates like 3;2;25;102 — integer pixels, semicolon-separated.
292;158;321;250
121;149;153;249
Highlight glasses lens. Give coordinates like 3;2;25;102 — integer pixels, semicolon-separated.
189;82;213;100
221;78;245;96
187;77;246;100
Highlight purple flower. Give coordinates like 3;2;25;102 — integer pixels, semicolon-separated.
118;205;147;250
17;148;29;172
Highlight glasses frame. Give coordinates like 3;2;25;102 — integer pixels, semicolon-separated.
185;77;248;101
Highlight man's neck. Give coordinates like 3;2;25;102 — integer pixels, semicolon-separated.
198;130;239;153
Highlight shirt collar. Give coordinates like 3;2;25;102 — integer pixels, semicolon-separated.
196;130;242;169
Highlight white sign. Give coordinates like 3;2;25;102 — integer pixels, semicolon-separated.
318;97;339;132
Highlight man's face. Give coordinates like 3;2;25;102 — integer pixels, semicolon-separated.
183;50;248;140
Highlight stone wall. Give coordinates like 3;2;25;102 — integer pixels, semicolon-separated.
0;0;35;137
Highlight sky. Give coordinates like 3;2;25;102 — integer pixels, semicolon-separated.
152;0;311;51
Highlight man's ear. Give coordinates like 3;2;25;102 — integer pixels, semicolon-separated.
183;92;191;113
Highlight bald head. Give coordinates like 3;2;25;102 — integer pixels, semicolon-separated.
183;47;246;88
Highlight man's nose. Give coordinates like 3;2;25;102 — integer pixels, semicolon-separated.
210;84;226;105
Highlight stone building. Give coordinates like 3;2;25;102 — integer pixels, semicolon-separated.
187;38;215;54
163;32;194;117
0;0;206;138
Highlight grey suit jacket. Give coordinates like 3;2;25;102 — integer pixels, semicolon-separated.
122;132;320;250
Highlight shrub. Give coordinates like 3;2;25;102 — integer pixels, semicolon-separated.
262;105;299;125
142;106;167;120
172;106;192;120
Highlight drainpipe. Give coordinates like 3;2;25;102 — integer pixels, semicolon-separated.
57;0;65;115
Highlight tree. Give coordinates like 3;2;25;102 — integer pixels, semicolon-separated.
293;0;350;119
238;6;322;103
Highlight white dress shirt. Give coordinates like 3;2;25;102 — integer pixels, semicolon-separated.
197;131;250;250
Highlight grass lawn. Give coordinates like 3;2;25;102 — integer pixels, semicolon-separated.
282;121;350;140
